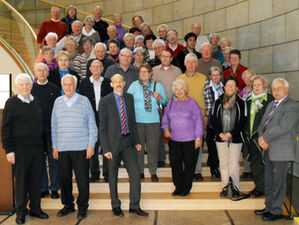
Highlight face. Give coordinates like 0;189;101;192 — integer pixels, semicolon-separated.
252;78;265;95
85;20;93;28
83;41;92;53
200;45;212;61
62;76;76;98
184;58;198;73
272;80;289;101
186;36;196;49
220;40;229;50
113;16;122;26
43;50;54;62
134;52;144;64
46;36;57;47
108;43;119;55
133;30;141;36
119;50;132;66
161;51;172;67
167;31;178;44
135;39;144;48
174;84;186;99
133;17;143;28
243;72;253;86
139;67;152;82
94;45;106;60
223;49;231;62
124;36;134;49
154;43;164;57
16;78;32;99
145;39;154;50
72;22;82;36
107;28;117;39
158;26;167;39
58;55;70;70
210;35;219;46
51;8;60;20
141;26;151;37
230;53;240;66
191;24;201;36
65;40;76;54
110;75;125;93
35;66;49;83
211;70;221;84
68;8;76;18
93;7;102;20
90;61;103;76
224;80;238;96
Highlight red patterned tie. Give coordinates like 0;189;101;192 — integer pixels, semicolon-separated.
119;96;127;134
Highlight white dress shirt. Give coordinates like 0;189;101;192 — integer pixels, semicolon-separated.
90;76;103;111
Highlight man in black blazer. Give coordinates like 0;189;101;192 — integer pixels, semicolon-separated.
99;74;148;217
79;60;112;182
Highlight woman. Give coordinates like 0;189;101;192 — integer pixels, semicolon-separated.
61;5;77;34
204;66;224;178
107;40;120;64
133;47;145;68
41;46;58;71
127;63;167;182
157;24;168;44
82;16;101;45
162;79;203;196
140;23;154;37
64;36;79;72
123;33;135;51
132;15;144;29
219;38;231;51
222;47;232;70
113;13;128;41
209;33;224;63
239;70;255;100
212;77;246;198
35;32;59;64
243;75;273;197
144;34;156;61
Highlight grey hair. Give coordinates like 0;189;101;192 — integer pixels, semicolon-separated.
157;24;168;33
94;42;107;51
120;47;133;56
184;53;198;63
34;62;49;72
223;46;232;51
135;35;144;43
140;23;151;31
242;69;255;80
90;59;103;67
113;13;122;20
61;74;77;87
72;20;83;28
84;16;94;25
65;36;78;47
209;66;222;76
133;47;145;55
93;5;103;12
200;42;212;51
153;39;166;48
209;32;220;40
123;33;134;41
250;75;269;90
172;79;188;95
51;6;60;12
107;25;117;31
272;77;289;88
15;73;32;86
167;29;178;36
45;32;58;41
219;37;231;46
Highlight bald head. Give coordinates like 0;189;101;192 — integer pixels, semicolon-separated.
110;74;125;95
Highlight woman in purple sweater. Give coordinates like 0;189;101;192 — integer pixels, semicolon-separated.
162;79;203;196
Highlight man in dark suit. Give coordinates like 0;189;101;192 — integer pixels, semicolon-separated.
99;74;148;217
79;60;112;182
255;78;299;222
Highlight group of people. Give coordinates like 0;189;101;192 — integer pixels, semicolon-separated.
1;4;298;225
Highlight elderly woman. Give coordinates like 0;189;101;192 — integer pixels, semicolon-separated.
135;35;145;48
243;75;273;197
82;16;101;44
145;34;156;61
113;13;128;41
204;66;224;178
157;24;168;44
107;39;120;63
219;38;231;51
35;32;59;64
61;5;77;34
64;36;79;71
133;47;145;68
123;33;135;51
40;46;58;71
132;15;144;29
140;23;154;37
222;47;232;70
212;77;247;198
209;33;224;63
162;79;203;196
127;63;167;182
239;70;255;100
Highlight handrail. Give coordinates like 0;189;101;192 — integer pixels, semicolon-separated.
0;0;37;40
38;0;132;29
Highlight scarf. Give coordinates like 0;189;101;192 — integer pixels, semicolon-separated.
223;94;236;110
250;92;267;114
139;77;153;111
212;81;223;98
222;94;237;141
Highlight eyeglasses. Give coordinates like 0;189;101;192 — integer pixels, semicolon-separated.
120;54;132;58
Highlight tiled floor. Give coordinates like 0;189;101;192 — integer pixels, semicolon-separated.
0;210;295;225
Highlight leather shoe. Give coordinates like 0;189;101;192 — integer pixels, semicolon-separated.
57;206;75;217
179;191;189;197
194;173;203;181
220;187;228;197
90;176;100;183
104;176;109;183
249;188;264;197
77;209;87;220
172;189;182;196
140;173;145;179
262;212;284;221
29;210;49;219
112;207;124;217
158;161;165;167
16;214;25;224
51;191;59;199
151;174;159;182
41;191;49;198
254;208;268;216
129;208;149;217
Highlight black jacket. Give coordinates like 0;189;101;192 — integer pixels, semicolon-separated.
48;68;80;90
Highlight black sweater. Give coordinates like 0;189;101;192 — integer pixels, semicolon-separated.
1;96;43;153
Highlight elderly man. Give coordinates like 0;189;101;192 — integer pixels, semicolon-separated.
191;24;209;52
51;75;98;220
2;74;49;224
93;6;109;42
178;53;207;181
79;60;113;183
157;24;168;44
56;20;86;54
86;43;114;78
99;74;148;217
104;48;139;91
166;29;185;57
104;25;125;49
256;78;299;222
197;42;222;76
37;6;67;49
31;63;60;199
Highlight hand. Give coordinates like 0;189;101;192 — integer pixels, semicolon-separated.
224;132;232;140
164;129;172;138
219;133;225;141
52;148;59;160
260;142;269;150
195;138;202;149
6;152;15;164
258;136;265;146
104;152;113;159
135;144;142;151
86;146;94;159
153;92;162;101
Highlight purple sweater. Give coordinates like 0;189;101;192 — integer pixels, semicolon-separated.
162;98;204;142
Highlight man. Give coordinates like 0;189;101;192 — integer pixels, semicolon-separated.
197;42;222;76
2;74;49;224
79;60;113;183
104;25;125;49
31;63;60;199
93;6;109;42
191;24;209;52
177;32;202;73
99;74;148;217
51;75;98;220
166;29;185;57
256;78;299;222
56;20;86;54
86;43;114;78
104;48;139;91
37;6;67;50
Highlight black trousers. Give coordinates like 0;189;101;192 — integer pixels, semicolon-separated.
169;140;199;194
14;147;43;215
90;141;108;178
58;150;89;210
206;126;219;169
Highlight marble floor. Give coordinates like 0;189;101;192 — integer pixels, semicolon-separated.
0;210;295;225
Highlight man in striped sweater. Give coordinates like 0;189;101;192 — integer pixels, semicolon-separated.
51;74;98;220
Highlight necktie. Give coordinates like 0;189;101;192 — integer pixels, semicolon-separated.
263;101;278;132
119;96;127;134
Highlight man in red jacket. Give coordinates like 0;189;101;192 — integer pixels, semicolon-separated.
166;29;185;57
